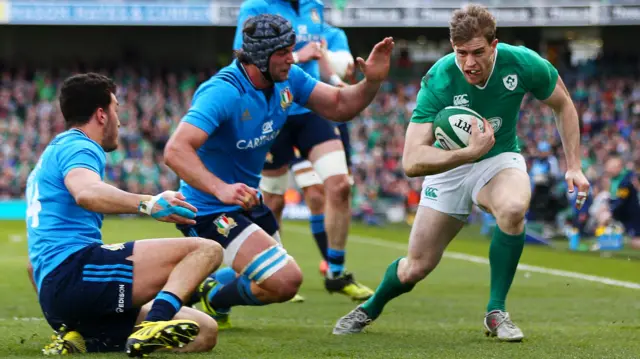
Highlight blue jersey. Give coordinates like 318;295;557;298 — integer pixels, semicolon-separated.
324;25;350;53
179;60;317;215
233;0;324;116
26;129;106;291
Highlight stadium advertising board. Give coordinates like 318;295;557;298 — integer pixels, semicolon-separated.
2;2;640;26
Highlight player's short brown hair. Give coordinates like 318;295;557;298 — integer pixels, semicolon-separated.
449;3;497;45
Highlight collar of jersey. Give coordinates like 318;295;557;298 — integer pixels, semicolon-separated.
454;47;498;90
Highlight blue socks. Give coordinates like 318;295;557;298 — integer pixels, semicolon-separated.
209;275;264;309
145;291;182;322
310;214;329;261
327;248;345;278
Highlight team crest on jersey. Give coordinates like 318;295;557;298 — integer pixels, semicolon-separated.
214;215;237;237
453;94;469;107
311;9;321;24
265;152;274;163
280;87;293;110
101;243;125;251
503;74;518;91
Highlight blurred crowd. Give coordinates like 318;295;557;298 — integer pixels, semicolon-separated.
0;62;638;238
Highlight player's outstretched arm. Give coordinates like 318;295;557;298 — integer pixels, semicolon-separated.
305;37;394;122
542;76;590;208
164;122;259;210
64;168;196;224
402;118;494;177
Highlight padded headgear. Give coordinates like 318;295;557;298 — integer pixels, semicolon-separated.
242;14;296;73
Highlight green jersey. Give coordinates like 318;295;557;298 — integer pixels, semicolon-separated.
411;43;558;160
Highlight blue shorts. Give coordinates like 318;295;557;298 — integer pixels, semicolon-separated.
264;112;339;170
288;122;352;170
38;242;138;352
177;203;278;251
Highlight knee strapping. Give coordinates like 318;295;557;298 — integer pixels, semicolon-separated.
240;244;289;284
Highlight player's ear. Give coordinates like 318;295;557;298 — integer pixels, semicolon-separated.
490;38;498;50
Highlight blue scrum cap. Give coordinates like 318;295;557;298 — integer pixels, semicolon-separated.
242;14;296;73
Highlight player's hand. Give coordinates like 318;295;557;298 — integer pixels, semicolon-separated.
466;117;495;160
565;168;590;209
217;183;260;211
142;191;197;225
296;42;323;63
357;37;394;83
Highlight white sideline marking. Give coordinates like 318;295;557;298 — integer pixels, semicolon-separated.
286;225;640;290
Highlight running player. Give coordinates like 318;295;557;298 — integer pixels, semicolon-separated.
27;73;223;357
235;0;374;301
164;14;392;329
333;4;590;341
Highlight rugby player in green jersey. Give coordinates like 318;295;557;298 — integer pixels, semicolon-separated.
333;3;590;341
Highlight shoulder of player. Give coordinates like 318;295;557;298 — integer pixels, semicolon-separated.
55;131;105;159
239;0;271;12
422;53;457;91
496;43;544;68
198;67;244;101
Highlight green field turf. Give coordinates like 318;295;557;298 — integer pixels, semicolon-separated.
1;218;638;358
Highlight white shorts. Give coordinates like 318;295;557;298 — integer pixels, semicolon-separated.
419;152;527;220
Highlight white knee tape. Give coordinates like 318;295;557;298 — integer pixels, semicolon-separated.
290;160;313;172
240;244;289;284
259;173;289;195
313;150;349;181
294;170;323;188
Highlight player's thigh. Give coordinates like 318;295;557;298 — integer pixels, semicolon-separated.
128;237;215;307
408;206;465;267
474;153;531;216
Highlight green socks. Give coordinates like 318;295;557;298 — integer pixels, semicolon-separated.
487;227;525;312
361;257;415;320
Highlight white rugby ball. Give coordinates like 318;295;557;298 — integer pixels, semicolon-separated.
327;50;354;79
433;106;485;150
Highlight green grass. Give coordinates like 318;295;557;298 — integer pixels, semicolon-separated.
1;218;639;358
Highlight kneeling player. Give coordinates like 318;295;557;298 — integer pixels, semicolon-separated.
333;4;590;342
164;14;393;328
28;73;223;357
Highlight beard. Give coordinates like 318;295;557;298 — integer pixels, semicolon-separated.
102;117;119;153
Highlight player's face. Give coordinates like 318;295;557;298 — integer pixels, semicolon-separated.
269;46;295;82
452;37;498;86
102;93;120;153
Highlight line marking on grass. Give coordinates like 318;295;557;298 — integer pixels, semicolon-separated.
286;225;640;290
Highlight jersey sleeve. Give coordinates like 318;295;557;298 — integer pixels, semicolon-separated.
410;73;447;124
328;29;351;53
521;47;559;101
232;1;268;50
58;140;106;178
289;65;319;106
182;84;237;135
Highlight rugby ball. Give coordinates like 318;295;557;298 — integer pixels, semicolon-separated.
433;106;485;150
327;50;354;79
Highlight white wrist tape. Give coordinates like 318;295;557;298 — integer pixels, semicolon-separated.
292;52;300;64
138;194;161;215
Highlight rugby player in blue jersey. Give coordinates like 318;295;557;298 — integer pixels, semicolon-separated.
164;14;393;328
27;73;224;357
233;0;375;302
